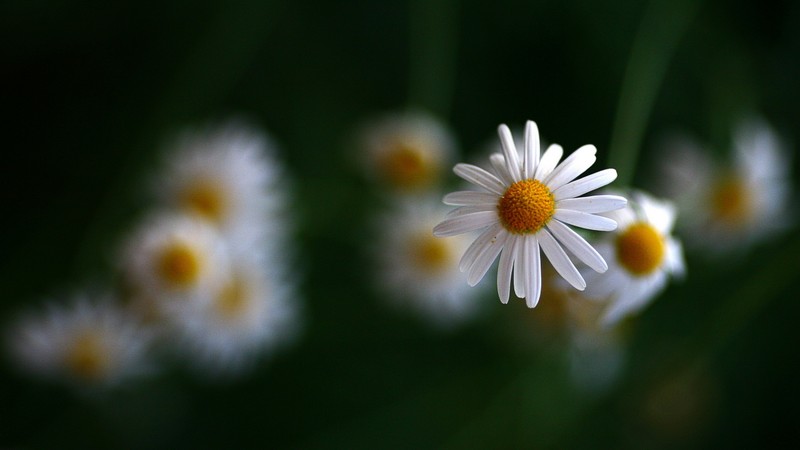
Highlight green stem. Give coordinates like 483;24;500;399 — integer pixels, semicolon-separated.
607;0;699;187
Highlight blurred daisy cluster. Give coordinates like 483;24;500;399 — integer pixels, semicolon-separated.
6;121;300;387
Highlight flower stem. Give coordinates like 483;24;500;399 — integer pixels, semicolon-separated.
607;0;699;187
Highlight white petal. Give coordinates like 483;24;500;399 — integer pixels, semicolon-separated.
534;144;563;180
537;228;586;290
443;191;499;206
498;124;522;181
457;223;504;271
523;120;540;179
467;231;508;286
553;209;618;231
433;211;498;236
497;235;518;304
513;236;526;299
524;235;542;308
454;163;506;195
544;145;597;190
445;205;496;219
490;153;516;186
553;169;618;201
556;195;627;214
546;219;608;272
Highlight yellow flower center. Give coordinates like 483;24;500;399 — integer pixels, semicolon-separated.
66;333;109;380
497;179;555;234
180;180;226;223
157;242;203;288
381;143;435;189
616;222;665;276
215;276;250;320
411;233;454;273
710;176;752;226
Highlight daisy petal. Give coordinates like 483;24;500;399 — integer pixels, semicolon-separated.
538;228;586;290
445;205;495;219
523;120;540;179
546;219;607;272
497;235;518;304
544;144;597;190
524;235;542;308
467;231;508;286
553;209;618;231
556;195;627;214
498;124;522;181
433;211;498;237
454;163;505;195
553;169;618;200
513;237;526;299
443;191;499;206
534;144;563;180
490;153;516;185
456;223;503;271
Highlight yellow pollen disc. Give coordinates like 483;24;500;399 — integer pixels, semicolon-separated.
66;333;109;380
497;179;555;234
710;176;752;225
180;181;226;223
411;234;453;273
215;276;250;320
616;222;665;276
381;143;434;189
157;242;203;288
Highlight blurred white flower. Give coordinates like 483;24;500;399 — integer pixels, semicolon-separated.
6;294;153;386
156;121;289;255
167;255;299;376
657;117;792;253
584;191;685;327
357;111;456;192
373;198;482;326
434;120;626;308
120;213;230;316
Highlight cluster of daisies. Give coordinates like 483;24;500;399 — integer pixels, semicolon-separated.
7;121;299;387
360;112;791;389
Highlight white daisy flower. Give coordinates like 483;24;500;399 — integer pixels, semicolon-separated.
6;294;153;386
120;213;230;316
358;111;456;191
156;121;288;254
433;120;626;307
584;191;685;327
373;198;482;326
167;256;299;376
657;117;792;253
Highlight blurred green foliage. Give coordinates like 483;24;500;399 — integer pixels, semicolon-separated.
2;0;799;448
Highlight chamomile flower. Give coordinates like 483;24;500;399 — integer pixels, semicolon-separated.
358;111;456;192
7;294;152;386
120;213;230;316
373;198;481;326
167;256;298;376
433;120;626;307
657;118;792;253
584;191;685;327
156;121;288;253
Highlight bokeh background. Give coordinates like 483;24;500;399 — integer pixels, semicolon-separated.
2;0;800;448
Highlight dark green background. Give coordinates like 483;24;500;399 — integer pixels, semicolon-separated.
2;0;799;448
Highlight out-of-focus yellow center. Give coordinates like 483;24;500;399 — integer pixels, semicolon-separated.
710;176;751;225
180;181;226;223
215;276;250;320
66;333;108;380
616;222;665;276
412;233;453;273
382;143;434;189
157;242;203;288
497;179;555;234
